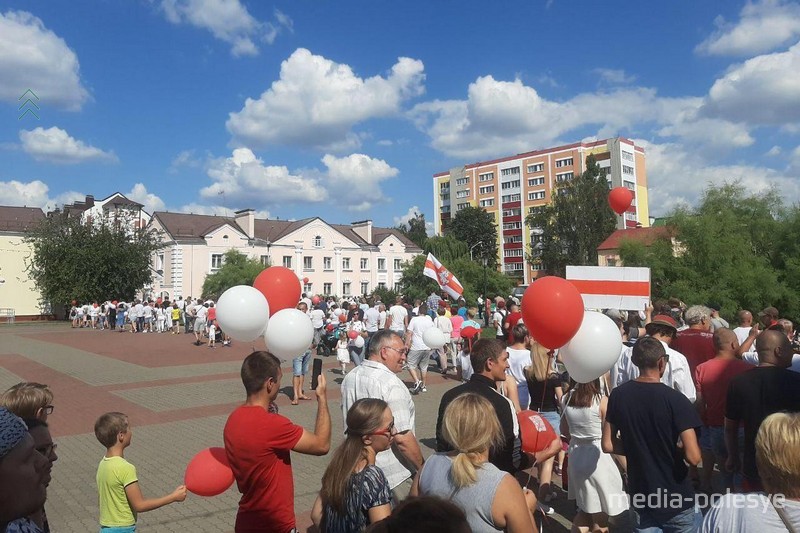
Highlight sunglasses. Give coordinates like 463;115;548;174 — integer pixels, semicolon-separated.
370;420;397;437
384;346;409;356
36;442;57;456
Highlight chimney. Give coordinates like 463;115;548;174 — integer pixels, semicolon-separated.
85;195;95;207
351;220;373;244
234;208;255;239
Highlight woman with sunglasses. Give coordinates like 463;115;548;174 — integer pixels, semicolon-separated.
312;399;395;532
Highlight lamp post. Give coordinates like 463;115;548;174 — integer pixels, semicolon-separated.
470;242;490;326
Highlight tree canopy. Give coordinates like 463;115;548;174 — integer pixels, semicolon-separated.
395;211;429;248
445;205;499;267
526;155;617;277
619;182;800;321
25;210;164;307
201;249;267;300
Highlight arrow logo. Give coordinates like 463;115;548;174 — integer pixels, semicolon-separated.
18;89;40;120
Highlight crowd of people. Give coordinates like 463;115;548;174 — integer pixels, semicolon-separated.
3;293;800;532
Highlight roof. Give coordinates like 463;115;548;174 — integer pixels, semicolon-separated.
372;228;423;251
597;226;672;251
152;212;236;241
0;206;45;232
100;193;144;209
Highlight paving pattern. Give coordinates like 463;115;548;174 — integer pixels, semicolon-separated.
0;323;573;532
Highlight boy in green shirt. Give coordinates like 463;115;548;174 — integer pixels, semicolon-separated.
94;412;186;532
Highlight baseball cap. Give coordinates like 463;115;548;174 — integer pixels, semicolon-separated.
758;306;779;318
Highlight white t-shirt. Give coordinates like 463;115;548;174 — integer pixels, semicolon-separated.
364;307;380;332
701;493;800;532
615;339;697;402
506;347;532;385
378;310;387;329
434;315;453;336
407;315;434;351
310;309;325;329
492;310;506;337
195;306;208;321
742;352;800;372
733;326;753;347
388;305;408;332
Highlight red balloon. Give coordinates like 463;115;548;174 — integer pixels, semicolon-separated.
348;330;359;339
326;323;335;332
253;267;302;317
608;187;634;215
312;295;321;305
518;410;558;454
184;447;234;497
521;277;584;349
338;314;347;323
303;277;309;284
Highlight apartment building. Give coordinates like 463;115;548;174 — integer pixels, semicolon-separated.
433;137;649;284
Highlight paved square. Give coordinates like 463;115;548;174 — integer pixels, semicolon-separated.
0;323;573;532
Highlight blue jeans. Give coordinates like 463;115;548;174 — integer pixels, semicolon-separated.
100;526;136;532
700;425;744;487
349;345;364;366
634;506;701;533
292;350;312;376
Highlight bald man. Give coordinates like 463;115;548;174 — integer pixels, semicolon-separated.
694;329;752;493
725;330;800;491
732;310;753;347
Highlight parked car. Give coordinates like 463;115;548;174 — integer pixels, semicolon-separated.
511;285;528;301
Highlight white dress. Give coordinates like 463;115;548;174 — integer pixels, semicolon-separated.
562;395;629;516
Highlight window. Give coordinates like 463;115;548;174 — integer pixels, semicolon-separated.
502;208;521;216
304;282;313;293
556;172;574;183
527;163;544;173
456;190;470;198
624;180;636;190
211;253;223;271
501;180;520;189
479;185;495;194
528;191;546;201
360;282;369;295
378;258;387;271
378;282;386;290
531;263;544;271
622;165;634;175
556;157;573;168
504;235;523;243
528;177;544;187
440;182;450;190
531;233;544;243
323;257;332;270
260;255;270;266
504;249;524;257
503;263;524;272
323;282;332;295
606;257;618;267
528;206;544;214
303;256;313;270
479;199;494;207
360;258;368;270
393;258;402;270
501;167;520;176
342;282;351;296
440;194;450;201
282;256;292;269
441;205;451;213
502;221;522;230
313;235;323;248
342;257;351;270
479;172;494;182
621;151;634;162
455;177;469;186
502;194;521;203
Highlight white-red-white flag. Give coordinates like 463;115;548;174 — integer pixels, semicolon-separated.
423;253;464;299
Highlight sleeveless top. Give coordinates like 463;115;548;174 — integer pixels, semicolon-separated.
562;395;603;442
418;453;507;532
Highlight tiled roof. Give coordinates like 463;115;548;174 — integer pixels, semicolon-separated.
597;226;672;251
0;206;45;232
372;228;423;251
153;212;237;240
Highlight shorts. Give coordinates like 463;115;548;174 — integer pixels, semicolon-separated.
194;318;206;331
407;349;432;372
292;351;312;376
538;409;561;433
100;526;136;532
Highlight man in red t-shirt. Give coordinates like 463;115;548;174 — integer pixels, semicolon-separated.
694;328;751;493
504;302;523;344
671;305;715;380
224;351;331;533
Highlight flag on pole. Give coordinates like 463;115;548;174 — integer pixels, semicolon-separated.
423;253;464;299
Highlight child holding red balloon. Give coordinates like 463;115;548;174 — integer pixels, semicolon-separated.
336;332;350;374
94;412;186;532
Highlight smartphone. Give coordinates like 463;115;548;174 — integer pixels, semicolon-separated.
311;358;323;390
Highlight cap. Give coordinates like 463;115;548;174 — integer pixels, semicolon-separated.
649;314;678;329
758;306;779;318
0;407;27;459
706;302;721;312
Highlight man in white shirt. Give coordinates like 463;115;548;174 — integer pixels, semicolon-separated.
405;303;434;394
340;330;424;500
363;303;380;352
310;304;326;352
733;310;754;347
386;296;408;334
615;314;696;402
194;303;208;345
492;300;508;341
378;304;387;330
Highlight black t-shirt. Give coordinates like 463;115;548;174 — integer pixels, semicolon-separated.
526;375;561;412
726;366;800;480
606;380;701;519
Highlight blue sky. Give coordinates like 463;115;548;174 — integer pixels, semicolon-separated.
1;0;799;229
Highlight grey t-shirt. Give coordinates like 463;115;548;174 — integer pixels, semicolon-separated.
701;493;800;532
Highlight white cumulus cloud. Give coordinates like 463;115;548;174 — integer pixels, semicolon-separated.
19;127;117;164
321;153;399;211
0;180;83;210
159;0;292;56
0;11;89;110
125;183;166;213
593;68;637;85
696;0;800;57
227;48;425;151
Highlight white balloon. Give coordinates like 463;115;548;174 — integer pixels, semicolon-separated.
422;327;448;349
264;308;314;359
560;311;622;384
216;285;270;342
354;335;365;348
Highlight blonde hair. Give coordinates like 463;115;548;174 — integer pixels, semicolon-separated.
94;412;129;448
442;393;504;488
524;342;555;382
0;382;53;419
756;412;800;498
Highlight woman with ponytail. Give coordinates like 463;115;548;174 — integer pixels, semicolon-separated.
411;393;539;532
311;399;394;532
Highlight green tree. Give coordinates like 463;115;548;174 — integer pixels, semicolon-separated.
201;249;267;300
25;209;164;309
395;211;429;248
445;205;499;268
526;154;616;277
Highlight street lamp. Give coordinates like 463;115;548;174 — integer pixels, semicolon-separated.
469;241;490;326
469;241;484;261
